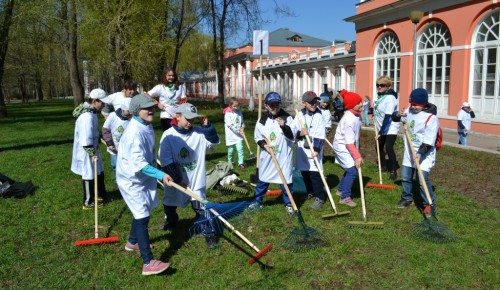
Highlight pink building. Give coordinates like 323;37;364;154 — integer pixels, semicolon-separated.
185;1;500;135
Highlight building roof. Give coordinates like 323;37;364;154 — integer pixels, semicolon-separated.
268;28;332;47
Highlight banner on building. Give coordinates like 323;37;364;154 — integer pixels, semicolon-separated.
253;30;269;56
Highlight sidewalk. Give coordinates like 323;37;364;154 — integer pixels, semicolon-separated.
360;125;500;155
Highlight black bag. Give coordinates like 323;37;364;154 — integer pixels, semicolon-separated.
0;172;36;199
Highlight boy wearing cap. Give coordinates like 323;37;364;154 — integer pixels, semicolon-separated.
248;92;297;215
457;102;475;146
295;91;327;209
102;97;132;173
116;94;173;275
71;88;111;209
392;88;439;216
318;92;333;137
158;103;220;248
333;91;363;207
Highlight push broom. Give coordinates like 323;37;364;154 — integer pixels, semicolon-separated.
168;181;273;265
367;124;396;190
348;166;384;228
74;160;119;246
402;124;455;242
266;139;326;252
294;110;350;219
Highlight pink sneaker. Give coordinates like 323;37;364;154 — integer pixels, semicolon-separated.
339;197;357;207
124;242;154;252
142;260;170;276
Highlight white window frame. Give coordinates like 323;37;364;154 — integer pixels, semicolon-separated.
470;10;500;121
333;68;341;91
375;32;401;93
347;68;356;92
416;22;451;114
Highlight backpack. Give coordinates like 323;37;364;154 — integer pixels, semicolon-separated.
424;114;443;150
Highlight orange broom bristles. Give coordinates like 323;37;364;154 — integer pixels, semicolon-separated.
74;236;119;247
247;243;273;265
367;183;397;190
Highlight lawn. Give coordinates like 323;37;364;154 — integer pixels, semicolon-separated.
0;99;498;289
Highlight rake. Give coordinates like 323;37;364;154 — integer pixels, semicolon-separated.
238;179;282;196
403;124;455;242
367;124;397;190
266;139;326;252
168;181;273;265
242;133;257;164
294;110;350;219
75;160;119;246
348;167;384;229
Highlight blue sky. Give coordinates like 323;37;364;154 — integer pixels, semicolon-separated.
230;0;359;47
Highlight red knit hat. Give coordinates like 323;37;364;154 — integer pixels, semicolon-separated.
343;92;362;110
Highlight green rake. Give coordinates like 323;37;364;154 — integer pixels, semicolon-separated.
266;139;326;252
295;110;350;219
348;167;384;229
403;124;455;242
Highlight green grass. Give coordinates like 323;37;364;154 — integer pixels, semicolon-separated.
0;100;498;289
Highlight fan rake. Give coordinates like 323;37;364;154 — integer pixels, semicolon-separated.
218;182;282;196
168;182;273;265
403;123;455;242
266;139;326;252
295;110;350;219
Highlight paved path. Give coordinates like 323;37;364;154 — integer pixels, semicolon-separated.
359;126;500;155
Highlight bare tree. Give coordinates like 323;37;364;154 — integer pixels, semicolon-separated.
0;0;15;117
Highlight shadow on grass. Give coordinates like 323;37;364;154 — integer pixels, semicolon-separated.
220;235;275;269
0;138;74;153
155;218;198;262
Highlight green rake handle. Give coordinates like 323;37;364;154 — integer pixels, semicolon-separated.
403;123;434;206
295;109;340;214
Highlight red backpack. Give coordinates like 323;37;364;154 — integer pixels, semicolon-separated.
424;114;443;150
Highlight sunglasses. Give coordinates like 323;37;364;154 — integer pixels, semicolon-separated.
376;83;388;88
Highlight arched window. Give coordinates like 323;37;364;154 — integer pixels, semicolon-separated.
375;32;401;91
471;10;500;120
416;22;451;114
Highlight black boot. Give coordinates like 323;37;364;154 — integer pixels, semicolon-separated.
160;205;178;230
389;171;397;180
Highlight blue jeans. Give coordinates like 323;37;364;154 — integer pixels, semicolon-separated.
227;141;245;165
110;154;117;172
458;132;468;146
363;108;370;126
401;166;435;206
253;180;292;206
338;166;358;199
128;216;153;265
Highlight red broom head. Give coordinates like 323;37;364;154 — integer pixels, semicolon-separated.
247;243;273;266
266;189;282;196
367;183;397;190
74;236;120;247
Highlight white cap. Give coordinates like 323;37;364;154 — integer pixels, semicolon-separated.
120;98;132;111
462;102;470;108
89;88;111;104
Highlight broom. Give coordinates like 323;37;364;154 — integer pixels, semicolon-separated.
402;124;455;242
168;181;273;265
74;159;119;246
294;110;350;219
348;166;384;228
266;139;326;252
367;124;396;190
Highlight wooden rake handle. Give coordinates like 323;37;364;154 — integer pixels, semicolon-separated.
402;123;433;206
242;133;254;154
374;124;384;184
324;138;334;149
168;181;263;254
265;139;298;211
294;110;339;213
93;159;99;239
358;167;367;222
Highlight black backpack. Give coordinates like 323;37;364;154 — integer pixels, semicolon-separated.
0;173;36;199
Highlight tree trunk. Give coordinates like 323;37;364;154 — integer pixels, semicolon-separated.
61;0;84;106
0;0;16;117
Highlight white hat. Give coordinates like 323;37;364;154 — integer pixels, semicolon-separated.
462;102;471;108
89;88;111;104
120;98;132;111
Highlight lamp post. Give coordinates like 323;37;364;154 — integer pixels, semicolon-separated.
409;10;424;89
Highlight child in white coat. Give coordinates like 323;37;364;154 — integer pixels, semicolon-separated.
116;94;173;276
333;91;363;207
224;97;245;169
71;88;111;209
102;98;132;173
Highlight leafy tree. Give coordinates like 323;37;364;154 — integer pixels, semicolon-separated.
0;0;15;117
